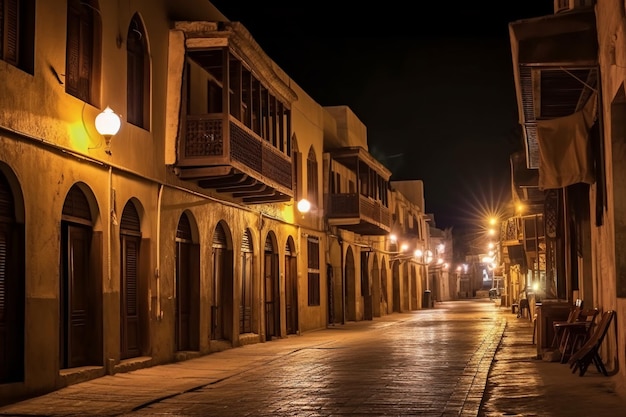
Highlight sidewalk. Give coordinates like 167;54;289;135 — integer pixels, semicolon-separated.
0;301;625;416
481;306;626;417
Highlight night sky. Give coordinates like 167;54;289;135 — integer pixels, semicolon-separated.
209;1;555;231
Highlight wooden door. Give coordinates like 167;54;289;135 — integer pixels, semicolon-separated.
120;235;140;359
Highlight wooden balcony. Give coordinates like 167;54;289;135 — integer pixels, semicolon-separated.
176;114;293;204
327;193;391;235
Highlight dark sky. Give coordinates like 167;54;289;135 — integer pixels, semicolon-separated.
209;1;555;231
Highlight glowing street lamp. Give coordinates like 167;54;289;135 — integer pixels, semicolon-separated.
95;106;121;155
297;198;311;213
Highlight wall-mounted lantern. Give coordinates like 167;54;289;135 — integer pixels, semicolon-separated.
95;106;121;155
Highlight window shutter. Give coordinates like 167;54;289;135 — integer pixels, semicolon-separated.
3;0;18;65
0;226;6;322
176;213;192;241
66;0;95;103
124;238;138;316
241;229;252;253
127;15;146;127
65;3;81;97
78;13;93;101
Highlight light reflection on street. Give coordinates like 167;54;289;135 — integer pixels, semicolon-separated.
128;300;501;416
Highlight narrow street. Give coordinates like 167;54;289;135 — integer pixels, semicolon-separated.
122;300;502;417
1;300;503;417
3;299;625;416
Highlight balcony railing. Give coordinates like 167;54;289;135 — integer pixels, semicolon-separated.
327;193;390;235
177;114;293;202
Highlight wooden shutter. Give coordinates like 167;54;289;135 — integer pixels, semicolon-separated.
2;0;19;65
66;0;94;102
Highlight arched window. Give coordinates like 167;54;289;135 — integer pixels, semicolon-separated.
127;13;150;129
306;146;318;207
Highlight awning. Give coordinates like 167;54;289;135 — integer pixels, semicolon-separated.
509;9;598;170
536;93;597;189
509;10;598;66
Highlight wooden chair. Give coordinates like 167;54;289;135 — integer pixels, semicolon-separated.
517;298;530;319
550;302;583;350
568;310;615;376
556;308;599;363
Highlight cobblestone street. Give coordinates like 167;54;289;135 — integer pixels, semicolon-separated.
1;299;625;417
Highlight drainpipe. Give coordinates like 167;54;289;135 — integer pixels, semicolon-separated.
108;166;113;283
259;212;265;341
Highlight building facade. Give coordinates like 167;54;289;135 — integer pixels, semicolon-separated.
506;0;626;395
0;0;438;405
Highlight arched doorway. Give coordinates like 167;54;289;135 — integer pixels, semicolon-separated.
264;232;279;340
119;200;145;359
211;221;233;342
401;263;410;312
60;184;102;368
240;229;253;335
410;264;419;310
371;255;381;317
175;212;200;351
361;251;372;320
380;257;389;315
345;247;356;321
0;167;24;383
392;260;401;313
285;236;298;334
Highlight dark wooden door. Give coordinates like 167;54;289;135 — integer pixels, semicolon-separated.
120;235;140;359
264;252;279;340
211;247;224;340
0;222;24;382
63;224;91;368
285;254;298;335
176;241;191;350
240;251;252;334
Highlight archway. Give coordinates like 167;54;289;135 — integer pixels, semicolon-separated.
0;166;25;382
284;236;298;334
345;247;356;321
211;221;233;342
175;211;200;351
264;232;280;340
60;183;102;368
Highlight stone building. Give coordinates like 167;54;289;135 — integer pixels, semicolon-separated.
507;0;626;394
0;0;436;405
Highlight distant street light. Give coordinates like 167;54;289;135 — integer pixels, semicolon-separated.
297;198;311;213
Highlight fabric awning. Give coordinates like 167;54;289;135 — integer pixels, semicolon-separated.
536;93;597;190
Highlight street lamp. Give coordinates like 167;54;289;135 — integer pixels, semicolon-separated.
297;198;311;213
95;106;121;155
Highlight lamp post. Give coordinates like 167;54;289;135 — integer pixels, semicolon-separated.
414;248;433;307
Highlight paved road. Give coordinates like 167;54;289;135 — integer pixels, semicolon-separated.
5;299;624;416
120;302;504;416
0;300;503;417
120;301;503;417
